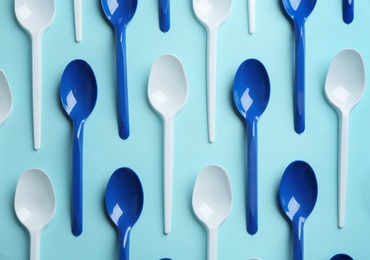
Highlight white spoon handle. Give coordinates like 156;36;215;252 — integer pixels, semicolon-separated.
74;0;82;42
31;34;42;150
248;0;255;34
207;28;217;143
338;110;349;228
207;227;218;260
164;116;174;234
30;230;41;260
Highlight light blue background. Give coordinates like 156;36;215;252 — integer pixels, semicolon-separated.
1;0;370;259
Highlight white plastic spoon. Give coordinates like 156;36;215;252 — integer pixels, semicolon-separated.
325;49;365;228
148;54;188;235
74;0;82;42
192;165;232;260
193;0;232;143
248;0;255;34
14;169;56;260
0;70;13;126
15;0;56;150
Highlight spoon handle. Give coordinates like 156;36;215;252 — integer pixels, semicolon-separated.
248;0;255;34
72;121;84;236
292;220;304;260
207;28;217;143
246;118;258;235
207;227;218;260
31;34;42;150
118;228;130;260
74;0;82;42
30;230;41;260
159;0;170;32
338;111;349;228
293;22;305;134
115;26;130;140
163;117;174;234
343;0;354;24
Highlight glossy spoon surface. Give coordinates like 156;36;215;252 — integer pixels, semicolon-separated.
0;70;13;126
325;49;365;228
14;168;56;260
279;160;318;260
101;0;137;140
282;0;316;134
60;59;97;236
343;0;354;24
159;0;170;32
105;167;144;260
248;0;255;34
148;54;187;234
192;165;232;260
193;0;232;143
15;0;56;150
233;59;270;235
331;254;353;260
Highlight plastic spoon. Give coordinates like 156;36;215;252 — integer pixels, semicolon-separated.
101;0;137;140
159;0;170;32
279;160;318;260
15;0;56;150
192;165;232;260
105;167;144;260
343;0;354;24
233;59;270;235
14;168;56;260
193;0;232;143
74;0;82;42
148;54;187;235
60;59;97;236
282;0;316;134
325;49;365;228
331;254;353;260
248;0;255;34
0;70;13;126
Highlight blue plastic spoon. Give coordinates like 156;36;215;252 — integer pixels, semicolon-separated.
159;0;170;32
331;254;353;260
343;0;354;24
101;0;137;140
233;59;270;235
279;161;318;260
60;59;97;236
282;0;317;134
105;167;144;260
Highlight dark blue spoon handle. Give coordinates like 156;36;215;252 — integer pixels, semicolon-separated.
343;0;354;24
246;118;258;235
119;228;131;260
72;121;84;236
159;0;170;32
294;22;305;134
115;25;130;140
293;220;304;260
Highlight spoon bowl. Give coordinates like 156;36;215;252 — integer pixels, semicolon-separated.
233;59;270;235
193;0;232;143
105;167;144;260
192;165;232;260
282;0;317;134
331;254;353;260
148;54;187;234
325;49;365;228
60;59;97;236
14;168;56;260
279;160;318;260
101;0;138;140
15;0;56;150
0;70;13;125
